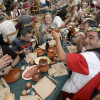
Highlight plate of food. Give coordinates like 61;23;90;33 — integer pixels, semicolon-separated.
22;65;39;80
34;48;45;56
34;56;51;65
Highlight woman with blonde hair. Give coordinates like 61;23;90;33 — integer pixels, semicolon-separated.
39;12;55;45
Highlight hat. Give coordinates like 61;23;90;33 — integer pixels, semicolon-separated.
86;27;100;32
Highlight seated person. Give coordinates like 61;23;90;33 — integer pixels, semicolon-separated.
53;9;70;29
78;2;90;16
10;4;20;19
52;25;100;99
0;45;20;76
23;0;30;14
16;9;32;37
11;29;36;59
0;8;10;20
39;12;55;45
0;14;17;46
72;20;97;53
67;5;79;22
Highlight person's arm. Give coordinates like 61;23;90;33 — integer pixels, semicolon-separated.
59;17;70;29
0;54;12;69
51;31;66;62
1;55;20;75
76;34;85;53
11;55;20;67
3;13;10;20
71;14;76;22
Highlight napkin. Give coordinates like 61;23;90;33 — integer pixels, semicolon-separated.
38;43;46;50
51;62;68;77
67;45;77;53
25;52;37;63
20;95;38;100
33;76;56;99
48;40;56;46
0;78;10;100
6;93;15;100
48;67;56;76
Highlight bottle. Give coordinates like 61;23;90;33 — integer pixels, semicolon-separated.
45;40;50;52
78;17;81;25
67;27;71;40
63;38;67;48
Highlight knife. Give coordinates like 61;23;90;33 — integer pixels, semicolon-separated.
47;75;58;84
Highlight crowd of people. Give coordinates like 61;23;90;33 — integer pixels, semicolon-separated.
0;0;100;100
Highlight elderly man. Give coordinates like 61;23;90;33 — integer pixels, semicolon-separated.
18;9;32;30
52;25;100;99
0;14;17;46
0;45;20;76
12;28;36;59
16;9;32;37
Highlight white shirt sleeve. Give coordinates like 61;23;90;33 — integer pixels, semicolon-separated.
10;11;14;19
53;16;64;28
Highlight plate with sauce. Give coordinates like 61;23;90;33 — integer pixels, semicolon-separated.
22;65;38;80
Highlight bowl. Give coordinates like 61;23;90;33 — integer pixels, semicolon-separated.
39;59;49;72
47;27;54;33
47;52;56;59
34;48;45;56
32;72;42;82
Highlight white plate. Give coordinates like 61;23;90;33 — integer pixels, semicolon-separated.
22;65;38;80
34;56;51;65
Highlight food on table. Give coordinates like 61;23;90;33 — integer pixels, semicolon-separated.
29;60;34;66
34;48;45;56
26;82;32;89
32;72;42;82
21;65;25;70
6;93;15;100
53;57;57;62
23;66;38;79
50;62;53;65
22;90;27;96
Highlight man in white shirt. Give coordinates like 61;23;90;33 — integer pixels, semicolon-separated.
0;14;17;45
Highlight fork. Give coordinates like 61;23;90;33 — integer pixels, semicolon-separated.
47;75;58;84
